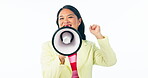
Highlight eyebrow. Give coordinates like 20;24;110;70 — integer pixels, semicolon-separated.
68;14;75;16
59;14;75;17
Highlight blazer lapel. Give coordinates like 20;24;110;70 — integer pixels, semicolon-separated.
77;40;90;70
65;56;72;72
63;40;90;72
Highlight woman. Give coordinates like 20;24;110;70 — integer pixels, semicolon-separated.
41;5;117;78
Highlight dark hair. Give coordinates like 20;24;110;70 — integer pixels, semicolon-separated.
56;5;86;40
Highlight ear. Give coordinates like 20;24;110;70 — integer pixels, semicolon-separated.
78;18;82;26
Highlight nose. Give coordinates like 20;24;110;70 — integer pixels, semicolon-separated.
63;18;70;24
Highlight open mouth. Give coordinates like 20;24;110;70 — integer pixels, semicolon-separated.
63;24;72;27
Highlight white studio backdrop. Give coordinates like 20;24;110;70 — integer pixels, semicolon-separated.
0;0;148;78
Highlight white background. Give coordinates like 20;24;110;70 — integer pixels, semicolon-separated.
0;0;148;78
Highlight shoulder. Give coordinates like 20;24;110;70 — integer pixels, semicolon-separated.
82;40;95;47
42;41;52;49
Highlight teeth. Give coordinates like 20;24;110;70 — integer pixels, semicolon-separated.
64;25;71;27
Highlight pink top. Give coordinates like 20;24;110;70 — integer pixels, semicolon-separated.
68;53;79;78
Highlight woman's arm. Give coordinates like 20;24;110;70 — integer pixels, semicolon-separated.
93;36;117;66
89;24;117;66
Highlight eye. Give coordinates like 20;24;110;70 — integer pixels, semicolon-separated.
68;16;74;18
59;18;64;20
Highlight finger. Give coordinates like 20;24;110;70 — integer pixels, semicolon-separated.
62;55;66;58
89;25;93;30
59;55;66;58
91;25;97;30
97;25;101;30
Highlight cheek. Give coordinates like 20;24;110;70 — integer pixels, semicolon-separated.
71;19;78;25
72;21;79;29
58;21;63;27
74;20;80;27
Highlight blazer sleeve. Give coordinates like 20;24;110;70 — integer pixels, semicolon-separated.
41;41;65;78
93;36;117;66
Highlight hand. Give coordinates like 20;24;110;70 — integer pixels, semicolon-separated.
89;24;104;39
59;55;66;64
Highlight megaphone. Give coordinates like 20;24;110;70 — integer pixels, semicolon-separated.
52;26;82;56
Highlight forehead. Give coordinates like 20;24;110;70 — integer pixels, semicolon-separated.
59;9;75;16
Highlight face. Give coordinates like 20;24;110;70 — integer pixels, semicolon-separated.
58;9;81;30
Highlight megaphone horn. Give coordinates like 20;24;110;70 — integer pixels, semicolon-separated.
52;26;82;56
